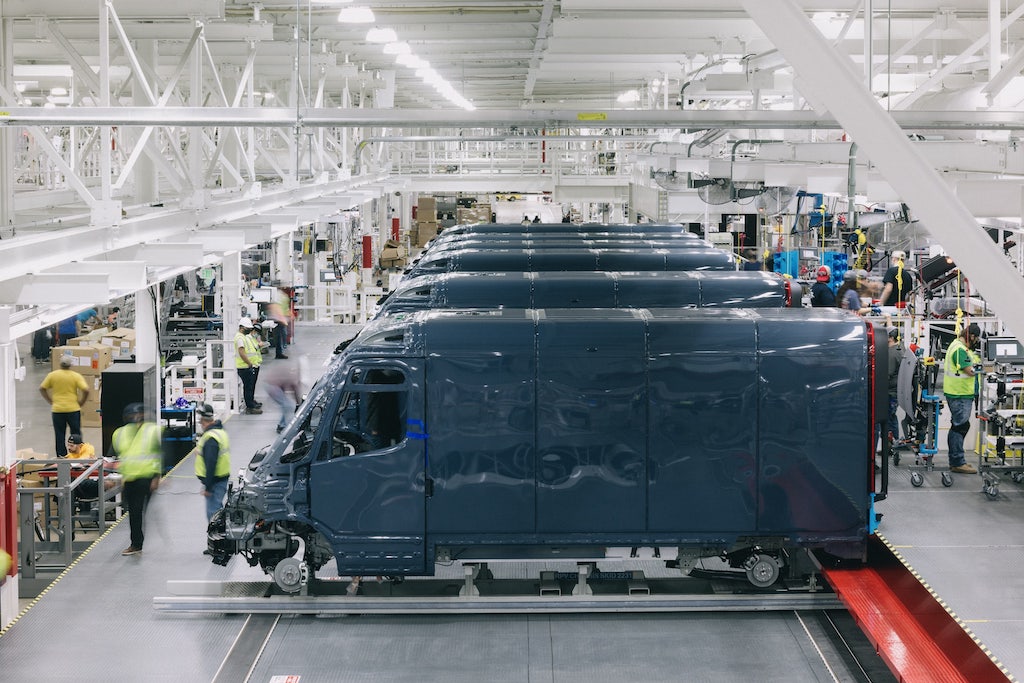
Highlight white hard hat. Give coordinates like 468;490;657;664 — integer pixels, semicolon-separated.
892;250;906;261
239;317;254;329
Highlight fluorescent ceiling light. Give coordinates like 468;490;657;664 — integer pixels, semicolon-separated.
366;28;397;43
396;54;427;68
382;41;411;55
42;101;56;109
338;6;375;23
617;89;640;103
50;86;68;96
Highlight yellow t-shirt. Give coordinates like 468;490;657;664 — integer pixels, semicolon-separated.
40;369;88;413
67;442;96;460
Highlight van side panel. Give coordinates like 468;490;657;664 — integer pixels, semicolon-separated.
441;276;533;309
424;315;537;533
536;313;647;532
664;249;737;271
755;317;869;537
614;273;701;308
530;274;617;308
646;315;759;532
698;273;788;308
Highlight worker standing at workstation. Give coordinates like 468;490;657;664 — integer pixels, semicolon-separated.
809;265;836;307
881;250;915;309
39;357;90;458
193;404;230;523
943;323;982;475
109;403;162;556
234;317;262;415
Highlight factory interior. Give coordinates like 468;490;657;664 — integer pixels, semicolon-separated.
2;1;1024;681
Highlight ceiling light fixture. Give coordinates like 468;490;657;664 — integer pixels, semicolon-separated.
382;41;411;55
50;86;68;96
366;27;397;43
338;6;375;23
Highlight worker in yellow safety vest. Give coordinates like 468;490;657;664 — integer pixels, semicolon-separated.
943;323;982;475
235;317;262;414
108;403;162;556
194;403;231;523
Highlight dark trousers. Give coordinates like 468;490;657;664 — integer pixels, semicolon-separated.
237;367;257;409
123;477;154;549
52;411;81;458
274;325;287;357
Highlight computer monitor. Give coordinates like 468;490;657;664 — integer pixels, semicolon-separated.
984;336;1024;363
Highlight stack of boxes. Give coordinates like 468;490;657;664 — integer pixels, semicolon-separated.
456;202;491;224
50;328;135;428
379;239;409;269
413;196;438;247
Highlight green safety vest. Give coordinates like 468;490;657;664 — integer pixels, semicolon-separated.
194;428;231;479
943;337;980;398
113;422;162;481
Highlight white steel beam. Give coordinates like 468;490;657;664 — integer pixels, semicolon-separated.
129;243;205;266
185;230;247;253
45;260;148;292
743;0;1024;342
896;1;1024;110
1;107;1024;131
0;273;109;305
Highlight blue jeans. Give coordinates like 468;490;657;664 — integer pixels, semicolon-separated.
265;383;296;430
946;396;974;467
204;478;229;521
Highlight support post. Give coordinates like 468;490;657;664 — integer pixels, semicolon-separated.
0;306;19;626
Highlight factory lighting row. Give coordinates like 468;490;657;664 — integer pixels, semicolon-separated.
354;14;474;110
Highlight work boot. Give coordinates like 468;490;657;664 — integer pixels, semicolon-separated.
246;407;263;415
950;463;977;474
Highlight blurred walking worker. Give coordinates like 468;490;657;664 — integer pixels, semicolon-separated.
109;403;162;556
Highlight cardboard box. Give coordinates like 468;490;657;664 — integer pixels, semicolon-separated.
417;196;436;211
416;222;438;247
101;328;135;358
68;328;110;346
52;344;113;375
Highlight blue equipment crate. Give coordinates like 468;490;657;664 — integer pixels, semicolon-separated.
773;250;799;278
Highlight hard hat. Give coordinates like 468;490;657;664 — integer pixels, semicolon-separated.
122;402;145;421
815;265;831;282
238;317;254;329
196;403;216;420
892;250;906;261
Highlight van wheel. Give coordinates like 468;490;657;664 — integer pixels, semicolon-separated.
273;557;308;593
744;554;781;588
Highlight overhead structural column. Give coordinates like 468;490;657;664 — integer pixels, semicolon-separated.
742;0;1024;343
0;306;19;628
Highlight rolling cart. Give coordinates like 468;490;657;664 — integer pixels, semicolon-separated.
976;337;1024;500
894;352;951;487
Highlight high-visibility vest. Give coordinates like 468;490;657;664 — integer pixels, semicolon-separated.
113;422;162;481
249;333;263;368
194;428;231;479
235;331;260;369
943;337;980;398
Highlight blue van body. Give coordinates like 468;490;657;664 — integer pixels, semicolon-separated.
441;222;696;236
379;271;790;315
404;247;737;279
209;308;879;582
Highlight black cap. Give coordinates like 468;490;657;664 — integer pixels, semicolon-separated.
122;402;145;420
888;328;900;340
966;323;981;337
67;434;83;445
196;403;215;420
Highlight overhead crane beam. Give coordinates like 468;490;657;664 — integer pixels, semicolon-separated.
2;107;1024;131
